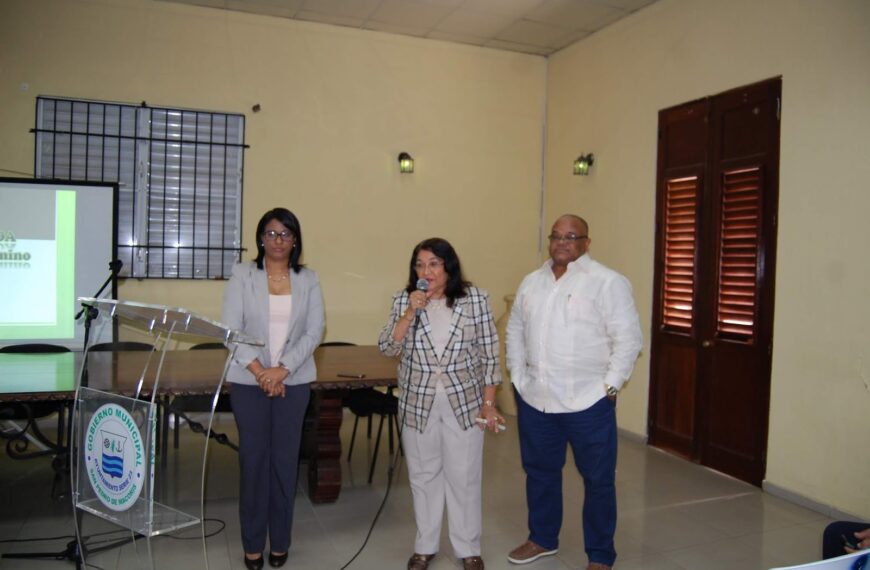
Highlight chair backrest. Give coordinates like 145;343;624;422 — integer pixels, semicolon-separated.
0;343;71;353
89;341;153;352
189;342;227;350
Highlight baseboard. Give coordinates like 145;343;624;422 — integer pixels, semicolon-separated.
763;480;865;521
618;427;647;444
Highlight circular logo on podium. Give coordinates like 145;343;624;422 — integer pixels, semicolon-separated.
84;403;146;512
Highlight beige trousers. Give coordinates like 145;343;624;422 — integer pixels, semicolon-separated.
402;384;485;558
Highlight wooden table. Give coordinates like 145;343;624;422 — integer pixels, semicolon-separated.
0;345;398;503
306;346;399;502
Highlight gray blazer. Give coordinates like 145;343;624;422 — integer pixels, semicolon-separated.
221;262;325;386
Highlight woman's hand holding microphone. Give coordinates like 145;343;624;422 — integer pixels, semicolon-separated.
403;290;429;321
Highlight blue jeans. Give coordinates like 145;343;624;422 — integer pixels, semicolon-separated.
515;388;618;566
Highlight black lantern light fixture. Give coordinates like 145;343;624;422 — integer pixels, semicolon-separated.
398;152;414;173
573;153;595;176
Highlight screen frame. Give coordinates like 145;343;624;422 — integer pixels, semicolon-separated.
0;177;119;350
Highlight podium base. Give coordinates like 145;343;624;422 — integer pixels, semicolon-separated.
76;497;200;537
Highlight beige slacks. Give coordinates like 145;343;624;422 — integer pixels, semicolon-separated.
402;384;484;558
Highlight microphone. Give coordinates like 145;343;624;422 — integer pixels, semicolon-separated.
415;278;428;316
109;259;123;274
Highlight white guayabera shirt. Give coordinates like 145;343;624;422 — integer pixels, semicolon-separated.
506;254;643;414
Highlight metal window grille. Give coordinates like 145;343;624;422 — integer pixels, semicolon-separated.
33;96;246;279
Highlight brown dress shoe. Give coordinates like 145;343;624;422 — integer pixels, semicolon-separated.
587;563;612;570
507;540;558;564
407;553;435;570
462;555;485;570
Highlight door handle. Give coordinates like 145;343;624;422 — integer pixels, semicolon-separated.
701;340;714;348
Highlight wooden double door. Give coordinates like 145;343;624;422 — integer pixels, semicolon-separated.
648;78;781;485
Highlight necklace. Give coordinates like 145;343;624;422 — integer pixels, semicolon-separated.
267;273;288;282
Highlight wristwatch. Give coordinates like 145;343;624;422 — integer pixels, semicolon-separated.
605;384;618;397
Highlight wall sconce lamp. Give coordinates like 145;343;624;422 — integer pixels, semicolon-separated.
398;152;414;173
573;153;595;176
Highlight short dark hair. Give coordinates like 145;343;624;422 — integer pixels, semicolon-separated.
253;208;304;273
405;238;470;308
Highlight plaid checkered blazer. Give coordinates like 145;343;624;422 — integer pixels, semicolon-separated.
378;286;502;433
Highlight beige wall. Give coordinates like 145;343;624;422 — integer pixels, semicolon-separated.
0;0;546;347
2;0;868;520
546;0;870;518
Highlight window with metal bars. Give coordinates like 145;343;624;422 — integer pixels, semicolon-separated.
33;96;246;279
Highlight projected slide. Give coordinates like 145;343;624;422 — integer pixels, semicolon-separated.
0;188;75;338
0;179;117;350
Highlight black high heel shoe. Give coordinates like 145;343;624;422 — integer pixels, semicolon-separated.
268;552;288;567
244;554;264;570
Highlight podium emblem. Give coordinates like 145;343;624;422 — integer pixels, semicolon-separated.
85;403;146;512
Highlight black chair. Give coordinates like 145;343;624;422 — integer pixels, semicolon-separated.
345;386;400;483
189;342;226;351
88;341;154;352
322;341;401;484
169;342;234;450
0;343;71;354
0;344;71;458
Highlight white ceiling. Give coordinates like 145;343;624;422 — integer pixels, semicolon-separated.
161;0;658;56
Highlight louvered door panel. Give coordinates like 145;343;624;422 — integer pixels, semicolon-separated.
701;79;780;486
662;175;699;333
648;98;708;459
716;167;762;341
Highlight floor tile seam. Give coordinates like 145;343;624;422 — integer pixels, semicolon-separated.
668;501;811;537
615;549;694;568
630;491;760;515
728;523;817;552
752;518;835;539
621;516;740;554
650;532;748;555
716;516;826;540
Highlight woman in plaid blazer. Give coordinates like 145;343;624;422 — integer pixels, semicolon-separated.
379;238;504;570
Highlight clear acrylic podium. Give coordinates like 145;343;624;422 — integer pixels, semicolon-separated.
71;298;261;569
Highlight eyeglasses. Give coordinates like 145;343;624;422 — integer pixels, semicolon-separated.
414;260;444;272
547;233;588;244
262;230;293;242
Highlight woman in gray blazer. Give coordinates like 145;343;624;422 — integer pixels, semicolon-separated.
221;208;325;570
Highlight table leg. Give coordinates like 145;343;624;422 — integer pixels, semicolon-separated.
306;391;343;503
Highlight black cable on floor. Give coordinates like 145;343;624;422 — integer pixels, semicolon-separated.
337;423;405;570
164;518;227;540
339;309;423;570
0;518;227;563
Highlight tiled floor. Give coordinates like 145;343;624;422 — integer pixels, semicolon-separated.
0;411;833;569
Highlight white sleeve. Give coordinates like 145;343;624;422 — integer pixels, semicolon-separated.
601;274;643;390
505;278;529;377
